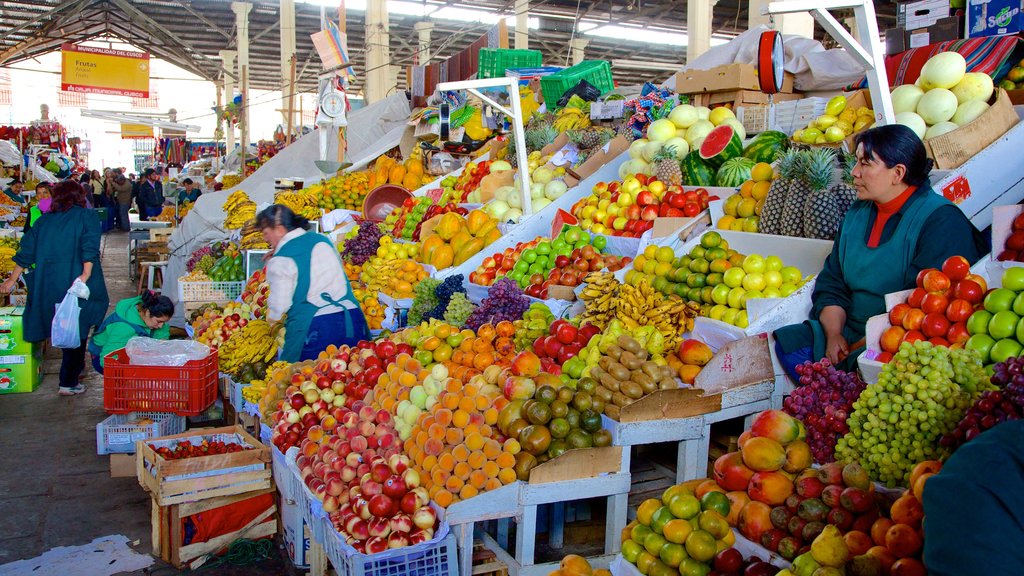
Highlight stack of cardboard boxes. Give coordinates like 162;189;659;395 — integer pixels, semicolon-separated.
886;0;1023;56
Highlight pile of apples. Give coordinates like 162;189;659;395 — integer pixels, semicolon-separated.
323;452;441;553
570;176;714;238
996;211;1024;262
531;319;601;375
240;269;270;319
879;256;984;362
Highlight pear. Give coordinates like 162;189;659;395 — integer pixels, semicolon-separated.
792;552;822;576
811;525;849;568
847;554;883;576
842;462;871;490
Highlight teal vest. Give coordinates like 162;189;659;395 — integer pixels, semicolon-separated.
274;230;359;361
87;311;151;358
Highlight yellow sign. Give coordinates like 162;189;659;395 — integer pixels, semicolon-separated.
121;123;153;139
62;43;149;98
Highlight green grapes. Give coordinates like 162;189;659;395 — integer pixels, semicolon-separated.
835;340;990;487
443;293;476;327
408;277;441;325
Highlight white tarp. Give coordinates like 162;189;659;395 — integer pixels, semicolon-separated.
164;93;411;326
666;25;869;92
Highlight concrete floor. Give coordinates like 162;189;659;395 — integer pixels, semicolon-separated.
0;232;295;576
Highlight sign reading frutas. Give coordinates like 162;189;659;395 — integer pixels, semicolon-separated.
61;43;149;97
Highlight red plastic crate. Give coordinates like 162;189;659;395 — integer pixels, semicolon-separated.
103;348;219;416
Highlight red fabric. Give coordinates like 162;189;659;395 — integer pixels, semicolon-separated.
184;492;275;545
868;186;917;248
852;35;1020;88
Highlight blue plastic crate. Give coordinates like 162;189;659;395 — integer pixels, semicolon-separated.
96;411;186;455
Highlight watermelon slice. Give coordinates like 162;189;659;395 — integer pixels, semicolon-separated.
699;124;744;169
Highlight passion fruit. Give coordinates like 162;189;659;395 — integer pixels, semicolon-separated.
524;401;552;426
549;399;569;419
535;384;557;404
549;417;571;439
594;429;613;447
513;451;537;481
580;409;603;433
519;424;552;456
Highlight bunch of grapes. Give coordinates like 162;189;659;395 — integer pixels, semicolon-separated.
835;340;990;487
408;277;440;325
342;222;384;265
424;274;467;321
941;356;1024;451
186;245;213;272
465;278;529;331
210;240;233;260
783;359;866;464
443;293;476;327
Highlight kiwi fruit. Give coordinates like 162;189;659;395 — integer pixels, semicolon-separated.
594;385;613;403
599;373;621;392
630;371;654;389
598;357;614;371
618;335;642;354
634;348;649;361
619;351;642;370
659;379;678;390
605;344;624;360
659;365;676;380
620;381;644;400
611;391;633;407
589;366;607;381
641;361;661;380
609;363;631;381
637;377;658;395
604;404;621;420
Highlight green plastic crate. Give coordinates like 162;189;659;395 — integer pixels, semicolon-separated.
477;48;543;79
540;60;615;107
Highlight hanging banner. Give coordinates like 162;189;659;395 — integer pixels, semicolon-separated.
121;123;153;139
61;43;150;98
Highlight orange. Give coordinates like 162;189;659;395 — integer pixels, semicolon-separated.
433;343;453;362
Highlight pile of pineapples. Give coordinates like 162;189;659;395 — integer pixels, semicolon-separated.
759;147;857;241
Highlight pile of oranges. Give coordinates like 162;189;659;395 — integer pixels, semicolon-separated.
443;321;518;383
309;171;371;211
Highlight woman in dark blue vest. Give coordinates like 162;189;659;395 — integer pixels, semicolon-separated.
257;205;369;361
774;125;988;378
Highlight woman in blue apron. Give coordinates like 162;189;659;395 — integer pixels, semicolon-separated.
88;290;174;373
257;205;370;362
773;125;988;378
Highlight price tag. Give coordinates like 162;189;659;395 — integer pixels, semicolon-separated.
942;174;972;204
108;433;133;446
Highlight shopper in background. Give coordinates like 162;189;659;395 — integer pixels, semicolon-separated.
88;290;173;374
137;168;164;220
773;124;988;378
177;178;201;203
257;204;369;362
90;169;103;206
111;169;132;231
0;179;109;395
3;179;25;204
23;182;52;233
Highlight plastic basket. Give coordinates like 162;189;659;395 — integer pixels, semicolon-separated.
103;348;219;416
95;411;186;455
178;280;244;302
321;513;457;576
540;60;614;108
477;48;542;79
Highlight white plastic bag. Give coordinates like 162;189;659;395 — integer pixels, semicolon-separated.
51;289;81;349
126;337;210;366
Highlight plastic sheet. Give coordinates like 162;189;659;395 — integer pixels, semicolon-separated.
126;337;211;367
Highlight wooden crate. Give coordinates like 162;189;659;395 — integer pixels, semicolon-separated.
472;540;509;576
137;424;272;506
151;486;277;569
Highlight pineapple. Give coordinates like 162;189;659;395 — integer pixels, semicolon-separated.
833;152;859;216
568;127;615;150
759;149;801;235
652;145;684;185
800;147;842;240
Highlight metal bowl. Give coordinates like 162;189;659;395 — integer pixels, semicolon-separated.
363;184;412;222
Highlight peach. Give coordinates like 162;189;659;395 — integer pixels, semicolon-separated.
747;471;794;506
713;452;755;491
740;437;787;472
749;410;801;444
678;339;713;366
783;440;812;473
885;523;922;558
737;500;773;543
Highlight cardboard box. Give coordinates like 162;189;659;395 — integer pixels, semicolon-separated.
527;445;623;484
898;0;951;29
280;495;311;568
885;28;908;55
967;0;1024;37
689;90;803;109
905;16;962;50
675;63;795;96
111;453;136;478
924;88;1020;169
0;307;36;355
0;333;42;395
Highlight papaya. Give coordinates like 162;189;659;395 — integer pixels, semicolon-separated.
436;212;464;241
405;159;423;177
474;220;498;240
431;244;455;269
450;230;472;254
484;227;502;246
421;235;445;263
402;173;420;190
388;165;406;185
466;209;492;236
454;237;485;266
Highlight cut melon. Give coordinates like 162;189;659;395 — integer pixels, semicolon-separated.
698;124;744;169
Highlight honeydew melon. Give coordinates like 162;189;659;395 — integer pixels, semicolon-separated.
952;99;990;126
951;72;994;104
920;51;967;90
895;111;927;139
668;104;700;129
891;85;925;115
924;121;959;140
916;88;958;125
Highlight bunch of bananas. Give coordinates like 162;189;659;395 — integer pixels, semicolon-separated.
240;223;269;249
553;107;591;132
645;296;700;352
180;269;210;282
579;272;620;328
217;319;278;376
579;272;698;350
0;237;18;275
275;191;321;220
241;379;266;403
223;190;256;229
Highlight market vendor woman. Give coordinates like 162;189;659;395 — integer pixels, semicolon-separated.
774;124;987;378
258;204;369;361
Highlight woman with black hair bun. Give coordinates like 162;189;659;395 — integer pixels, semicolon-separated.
89;290;174;374
257;204;369;362
773;124;989;376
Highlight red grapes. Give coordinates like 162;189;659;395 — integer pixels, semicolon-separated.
783;359;866;464
942;356;1024;451
343;222;384;265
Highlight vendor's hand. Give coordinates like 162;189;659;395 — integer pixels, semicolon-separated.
0;278;16;294
825;334;850;364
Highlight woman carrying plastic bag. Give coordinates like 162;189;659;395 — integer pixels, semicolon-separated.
0;180;109;396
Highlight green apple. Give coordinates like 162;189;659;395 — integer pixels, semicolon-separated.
984;288;1017;313
1016;317;1024;344
990;310;1020;339
764;270;783;289
723;267;746;288
990;338;1023;363
763;287;782;298
742;272;766;292
1013;292;1024;316
709;304;728;321
779;283;797;297
780;266;802;284
742;254;766;274
742;290;763;307
966;333;996;363
727;287;747;309
736;310;749;328
765;255;784;272
722;308;740;326
711;284;731;305
1004;267;1024;292
967;310;993;335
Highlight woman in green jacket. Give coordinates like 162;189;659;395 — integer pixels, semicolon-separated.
89;290;174;373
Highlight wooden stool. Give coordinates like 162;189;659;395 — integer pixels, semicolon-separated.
138;260;169;294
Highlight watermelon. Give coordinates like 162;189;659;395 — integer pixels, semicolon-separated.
716;157;757;188
681;153;715;187
743;130;789;164
698;124;743;169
